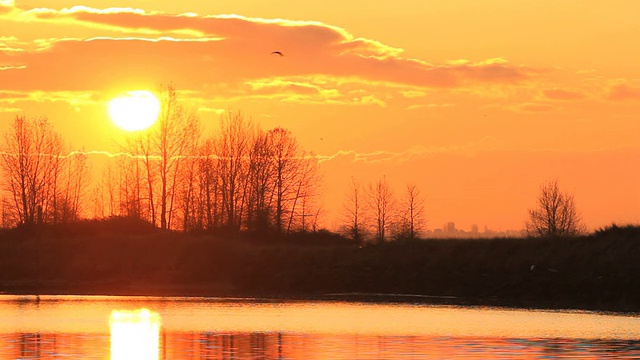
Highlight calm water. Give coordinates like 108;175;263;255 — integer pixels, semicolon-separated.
0;295;639;359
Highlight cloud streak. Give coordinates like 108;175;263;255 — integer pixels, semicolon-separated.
0;138;490;165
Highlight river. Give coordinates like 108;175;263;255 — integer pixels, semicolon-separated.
0;295;639;359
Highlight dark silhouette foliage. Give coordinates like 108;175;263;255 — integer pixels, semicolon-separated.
0;223;638;312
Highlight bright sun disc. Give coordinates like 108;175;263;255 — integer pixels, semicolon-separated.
108;90;160;131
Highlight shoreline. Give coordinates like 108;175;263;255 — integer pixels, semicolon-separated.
2;281;638;316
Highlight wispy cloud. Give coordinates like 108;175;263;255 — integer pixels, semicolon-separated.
197;106;226;115
0;106;20;113
317;140;494;164
0;65;25;71
401;90;427;98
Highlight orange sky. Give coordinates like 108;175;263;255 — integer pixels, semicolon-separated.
1;0;639;231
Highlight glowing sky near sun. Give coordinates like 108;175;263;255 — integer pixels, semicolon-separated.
0;0;639;231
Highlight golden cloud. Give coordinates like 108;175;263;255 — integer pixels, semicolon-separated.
606;80;640;101
0;1;545;124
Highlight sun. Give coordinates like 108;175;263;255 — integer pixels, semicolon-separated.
108;91;161;131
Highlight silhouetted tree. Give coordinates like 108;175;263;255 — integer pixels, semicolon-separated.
396;183;425;240
260;127;320;235
195;139;220;229
123;84;200;230
1;196;17;228
246;129;275;232
310;204;324;233
286;151;320;233
155;84;200;230
0;116;65;226
525;180;585;237
56;150;88;223
114;146;144;220
367;176;395;243
213;111;253;231
341;176;366;245
178;131;200;231
267;127;301;234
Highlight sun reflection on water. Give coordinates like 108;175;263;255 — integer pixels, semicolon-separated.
110;308;161;360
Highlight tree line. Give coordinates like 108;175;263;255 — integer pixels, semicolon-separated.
97;85;321;234
1;85;321;234
339;176;585;243
0;84;586;239
341;176;426;244
0;116;88;227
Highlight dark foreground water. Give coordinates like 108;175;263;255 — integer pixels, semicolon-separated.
0;295;639;359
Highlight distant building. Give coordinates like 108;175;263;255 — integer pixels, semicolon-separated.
423;222;523;239
445;222;456;234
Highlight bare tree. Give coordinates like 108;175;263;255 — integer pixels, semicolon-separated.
246;129;275;232
155;84;199;230
214;111;253;231
367;176;395;244
341;176;366;245
131;132;155;223
114;146;144;220
1;196;17;228
397;183;426;240
1;116;65;226
286;151;320;233
57;150;89;223
178;133;200;232
123;84;200;230
267;127;301;234
525;180;585;237
196;139;220;229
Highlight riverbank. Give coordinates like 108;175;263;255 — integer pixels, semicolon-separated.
2;286;637;315
1;219;638;313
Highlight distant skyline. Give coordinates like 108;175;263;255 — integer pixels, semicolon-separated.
1;0;639;231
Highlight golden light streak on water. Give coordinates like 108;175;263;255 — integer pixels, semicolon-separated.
110;308;161;360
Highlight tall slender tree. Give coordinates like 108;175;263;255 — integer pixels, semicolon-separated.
367;176;395;243
57;150;89;223
267;127;301;234
341;176;366;244
287;151;320;233
213;111;253;231
397;184;426;240
246;129;275;232
123;84;200;230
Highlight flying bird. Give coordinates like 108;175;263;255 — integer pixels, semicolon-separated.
271;51;284;56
